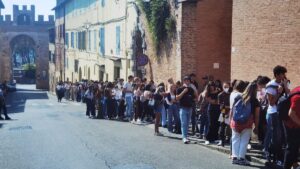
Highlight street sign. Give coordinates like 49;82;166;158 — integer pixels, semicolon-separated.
137;54;149;67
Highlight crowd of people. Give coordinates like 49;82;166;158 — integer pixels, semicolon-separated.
56;65;300;169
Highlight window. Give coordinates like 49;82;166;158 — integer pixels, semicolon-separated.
114;67;120;80
94;30;97;52
101;0;105;7
65;32;69;48
99;28;105;56
88;30;91;51
116;26;121;55
74;60;79;73
75;32;78;48
71;32;74;48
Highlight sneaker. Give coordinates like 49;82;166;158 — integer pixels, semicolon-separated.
217;141;223;146
276;161;283;167
183;138;190;144
204;141;210;145
130;119;136;124
154;132;164;136
232;157;239;165
136;119;142;125
198;135;203;139
238;158;250;166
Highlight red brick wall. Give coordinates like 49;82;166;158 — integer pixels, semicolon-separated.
144;0;232;86
232;0;300;87
192;0;232;84
181;2;198;78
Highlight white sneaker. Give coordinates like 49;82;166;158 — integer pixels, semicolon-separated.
130;120;136;124
204;141;210;145
183;138;190;144
136;119;142;124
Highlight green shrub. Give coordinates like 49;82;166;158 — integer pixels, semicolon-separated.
137;0;176;52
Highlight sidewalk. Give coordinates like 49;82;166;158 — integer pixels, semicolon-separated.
145;123;268;166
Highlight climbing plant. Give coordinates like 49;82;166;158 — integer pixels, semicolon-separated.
137;0;176;52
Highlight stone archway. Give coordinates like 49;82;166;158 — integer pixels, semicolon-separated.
10;35;37;84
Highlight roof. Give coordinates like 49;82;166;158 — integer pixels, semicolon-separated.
0;0;5;9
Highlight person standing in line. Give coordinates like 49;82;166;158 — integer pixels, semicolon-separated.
166;84;179;133
189;74;199;135
123;75;134;121
256;76;271;145
217;82;231;147
198;85;209;139
283;86;300;169
176;76;196;144
230;82;260;166
64;82;71;100
264;65;290;166
56;82;64;102
84;85;96;118
153;85;165;136
205;81;221;145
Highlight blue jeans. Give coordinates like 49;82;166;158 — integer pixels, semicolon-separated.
102;97;108;117
125;96;133;119
161;106;167;126
179;107;192;139
264;113;284;161
167;104;179;132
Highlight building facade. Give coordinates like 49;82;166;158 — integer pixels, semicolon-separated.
52;0;139;83
0;3;54;89
231;0;300;86
141;0;232;86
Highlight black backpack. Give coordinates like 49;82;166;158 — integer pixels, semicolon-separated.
277;92;300;120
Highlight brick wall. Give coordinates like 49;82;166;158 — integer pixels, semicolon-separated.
232;0;300;87
192;0;232;84
181;1;198;78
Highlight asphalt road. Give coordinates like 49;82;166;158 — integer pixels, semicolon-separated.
0;85;267;169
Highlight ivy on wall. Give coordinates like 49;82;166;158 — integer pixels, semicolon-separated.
137;0;176;52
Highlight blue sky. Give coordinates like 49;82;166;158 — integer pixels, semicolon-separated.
1;0;55;20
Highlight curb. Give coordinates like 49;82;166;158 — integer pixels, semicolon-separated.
145;124;267;166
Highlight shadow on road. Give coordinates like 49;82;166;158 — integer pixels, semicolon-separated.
5;86;49;114
0;123;5;128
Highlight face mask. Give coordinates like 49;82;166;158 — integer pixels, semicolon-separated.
223;88;229;93
261;88;266;94
287;82;291;90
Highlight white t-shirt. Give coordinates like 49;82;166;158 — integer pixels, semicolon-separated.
113;89;122;100
123;82;133;97
230;90;242;109
266;80;280;114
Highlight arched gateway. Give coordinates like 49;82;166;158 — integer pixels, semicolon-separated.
0;4;54;89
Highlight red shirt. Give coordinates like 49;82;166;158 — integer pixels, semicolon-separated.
285;86;300;129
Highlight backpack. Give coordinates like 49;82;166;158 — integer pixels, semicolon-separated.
277;92;300;120
232;95;252;124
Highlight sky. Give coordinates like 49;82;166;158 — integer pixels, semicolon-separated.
1;0;56;20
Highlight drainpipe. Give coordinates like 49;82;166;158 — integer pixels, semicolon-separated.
63;5;66;82
125;0;128;79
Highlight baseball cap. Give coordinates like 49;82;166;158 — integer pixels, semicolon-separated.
183;76;191;81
